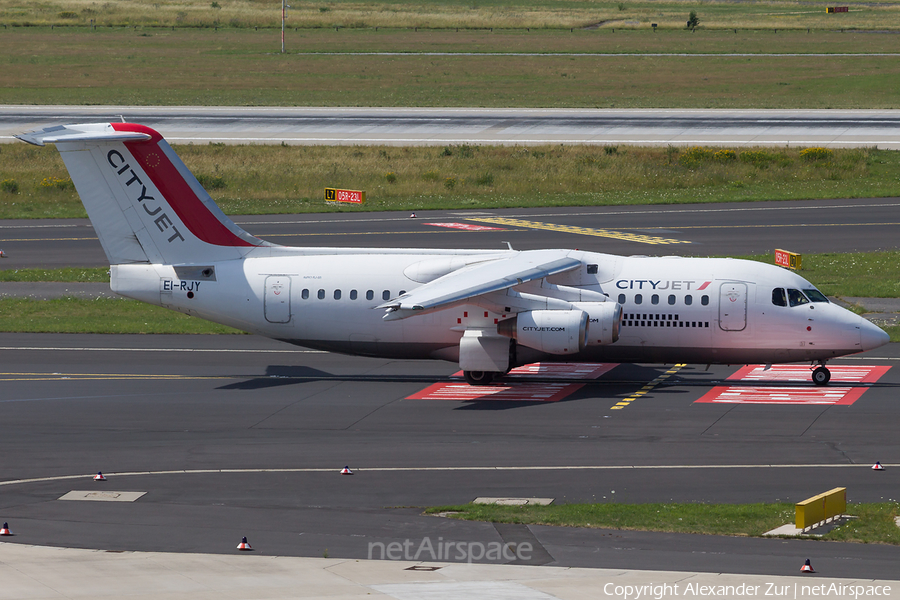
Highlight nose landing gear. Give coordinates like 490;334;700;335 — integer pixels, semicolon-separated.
812;364;831;386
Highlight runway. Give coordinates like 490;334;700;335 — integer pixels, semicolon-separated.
0;332;899;578
3;106;900;148
2;197;900;269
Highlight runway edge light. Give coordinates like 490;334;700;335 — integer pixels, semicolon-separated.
340;466;353;475
93;471;106;481
872;461;885;470
0;522;11;536
237;536;252;551
801;559;815;573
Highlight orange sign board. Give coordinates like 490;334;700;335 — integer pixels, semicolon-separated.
325;188;366;204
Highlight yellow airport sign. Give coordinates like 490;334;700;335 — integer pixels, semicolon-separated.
774;249;801;270
325;188;366;204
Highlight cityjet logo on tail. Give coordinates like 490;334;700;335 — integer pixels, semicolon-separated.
616;280;712;291
107;150;185;244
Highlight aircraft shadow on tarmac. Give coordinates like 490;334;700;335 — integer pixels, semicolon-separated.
217;365;463;390
215;364;896;401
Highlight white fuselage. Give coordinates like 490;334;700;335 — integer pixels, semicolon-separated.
111;249;884;367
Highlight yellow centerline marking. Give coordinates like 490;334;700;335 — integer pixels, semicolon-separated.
467;217;690;245
610;363;687;410
257;229;527;238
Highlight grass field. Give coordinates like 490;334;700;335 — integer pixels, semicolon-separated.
0;297;241;334
3;143;899;219
424;501;900;544
3;0;900;31
1;27;899;108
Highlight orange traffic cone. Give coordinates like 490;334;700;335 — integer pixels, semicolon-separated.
872;461;885;471
237;536;252;551
801;559;815;573
0;522;11;536
340;466;353;475
93;471;106;481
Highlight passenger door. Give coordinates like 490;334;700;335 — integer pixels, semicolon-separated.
264;276;292;323
719;282;747;331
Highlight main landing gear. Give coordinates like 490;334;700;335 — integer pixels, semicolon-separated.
812;364;831;386
463;371;498;385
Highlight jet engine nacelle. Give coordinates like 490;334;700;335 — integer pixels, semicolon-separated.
572;301;622;346
497;309;588;355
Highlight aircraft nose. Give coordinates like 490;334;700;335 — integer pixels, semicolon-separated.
860;319;890;351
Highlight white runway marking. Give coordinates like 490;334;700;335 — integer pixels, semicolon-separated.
162;136;900;149
2;463;894;488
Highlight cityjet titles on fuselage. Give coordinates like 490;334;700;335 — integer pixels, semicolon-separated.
615;280;712;291
107;149;185;244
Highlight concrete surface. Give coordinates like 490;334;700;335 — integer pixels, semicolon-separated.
1;543;898;600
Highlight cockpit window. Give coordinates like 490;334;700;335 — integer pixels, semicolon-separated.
803;289;829;303
787;288;809;307
772;288;787;307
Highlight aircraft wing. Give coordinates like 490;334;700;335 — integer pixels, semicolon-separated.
378;250;581;320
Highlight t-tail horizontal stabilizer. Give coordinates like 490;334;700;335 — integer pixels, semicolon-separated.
16;122;270;266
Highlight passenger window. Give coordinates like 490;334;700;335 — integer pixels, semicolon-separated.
317;289;325;300
334;290;341;300
772;288;787;307
382;290;391;301
635;294;643;305
586;264;599;275
618;294;626;305
685;295;693;306
803;289;829;303
350;290;358;300
668;294;676;305
701;295;709;306
301;289;309;300
366;290;374;301
788;288;809;307
651;294;659;305
399;290;406;296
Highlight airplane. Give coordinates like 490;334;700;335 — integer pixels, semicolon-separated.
17;122;890;386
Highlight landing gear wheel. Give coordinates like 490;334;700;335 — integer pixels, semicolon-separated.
812;366;831;386
463;370;496;386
